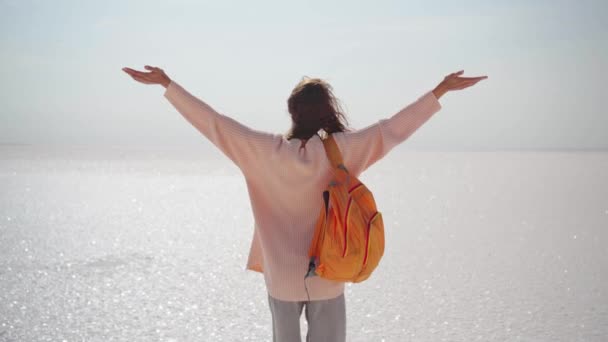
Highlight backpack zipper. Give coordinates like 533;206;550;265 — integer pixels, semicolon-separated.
342;197;353;257
362;211;380;266
342;183;363;258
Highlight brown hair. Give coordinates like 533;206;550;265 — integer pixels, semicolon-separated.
284;76;352;142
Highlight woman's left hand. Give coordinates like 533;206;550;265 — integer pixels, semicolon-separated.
122;65;172;88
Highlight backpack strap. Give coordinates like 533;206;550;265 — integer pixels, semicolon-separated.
322;134;346;170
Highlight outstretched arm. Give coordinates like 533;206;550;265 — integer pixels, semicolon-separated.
122;65;278;173
337;70;487;175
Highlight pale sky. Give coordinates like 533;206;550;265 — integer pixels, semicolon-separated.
1;0;606;151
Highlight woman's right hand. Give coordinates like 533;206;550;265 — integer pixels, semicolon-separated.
432;70;488;99
122;65;172;88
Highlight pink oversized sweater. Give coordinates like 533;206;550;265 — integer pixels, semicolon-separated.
163;80;442;302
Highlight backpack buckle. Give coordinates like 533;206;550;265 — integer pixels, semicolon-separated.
305;257;318;278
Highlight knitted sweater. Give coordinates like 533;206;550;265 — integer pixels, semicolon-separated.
163;80;442;302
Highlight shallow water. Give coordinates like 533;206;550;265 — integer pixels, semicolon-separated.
1;146;607;341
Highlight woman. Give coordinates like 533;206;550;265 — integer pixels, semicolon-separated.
122;65;487;341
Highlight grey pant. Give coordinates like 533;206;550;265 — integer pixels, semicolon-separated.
267;293;346;342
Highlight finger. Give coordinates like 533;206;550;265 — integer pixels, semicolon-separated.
126;68;147;75
123;68;139;76
460;79;482;86
132;75;153;84
447;70;464;80
130;70;151;78
457;80;482;89
145;65;163;73
129;72;150;81
456;76;487;82
449;80;478;90
123;68;138;75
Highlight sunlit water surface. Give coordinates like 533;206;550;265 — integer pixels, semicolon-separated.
1;145;607;341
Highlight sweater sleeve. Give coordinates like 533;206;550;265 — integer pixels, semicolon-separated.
337;90;442;175
163;80;278;172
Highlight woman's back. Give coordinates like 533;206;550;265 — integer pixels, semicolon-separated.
161;79;442;301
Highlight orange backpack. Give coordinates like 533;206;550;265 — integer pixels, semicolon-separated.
305;133;385;286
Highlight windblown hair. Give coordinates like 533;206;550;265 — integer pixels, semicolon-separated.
284;76;352;141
